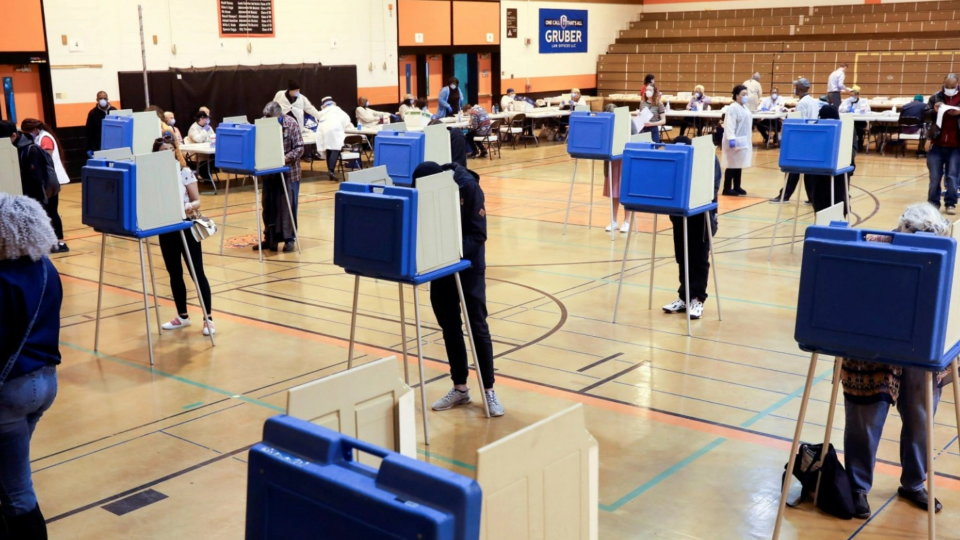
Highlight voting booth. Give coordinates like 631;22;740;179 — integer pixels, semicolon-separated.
772;223;960;540
612;135;722;336
0;139;21;196
768;116;855;260
562;108;632;241
100;111;161;156
372;127;451;187
246;415;482;540
335;170;490;445
81;151;215;365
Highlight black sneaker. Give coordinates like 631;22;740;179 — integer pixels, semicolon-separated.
51;242;69;254
722;189;738;196
252;241;277;252
282;240;296;253
769;196;790;204
734;188;748;196
898;486;942;513
853;492;871;519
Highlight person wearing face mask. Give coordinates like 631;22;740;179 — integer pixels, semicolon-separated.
721;85;753;197
273;80;323;130
841;86;871;151
742;73;763;112
756;87;785;146
501;88;517;112
399;93;417;117
317;97;353;181
682;85;712;137
438;77;466;118
20;119;70;254
85;90;117;156
162;111;183;144
638;84;666;143
257;102;304;253
926;73;960;215
567;88;586;108
642;74;656;99
356;96;391;129
185;111;213;145
770;78;818;204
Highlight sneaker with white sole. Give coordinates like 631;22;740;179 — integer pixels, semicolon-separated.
619;221;631;233
432;388;472;411
948;206;957;216
689;299;704;320
662;299;687;314
485;390;505;417
605;221;619;232
202;320;216;336
162;316;191;331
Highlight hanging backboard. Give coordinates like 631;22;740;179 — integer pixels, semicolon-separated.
415;170;462;274
346;165;393;186
286;356;416;466
134;150;184;231
254;117;285;170
689;135;716;209
423;123;452;166
477;404;599;540
0;139;22;196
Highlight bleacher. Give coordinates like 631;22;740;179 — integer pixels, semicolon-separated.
598;0;960;101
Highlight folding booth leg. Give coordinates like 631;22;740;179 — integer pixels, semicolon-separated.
772;352;820;540
613;211;636;324
181;231;215;347
94;234;107;352
768;173;790;261
790;176;803;254
682;217;692;337
562;159;579;236
589;160;595;231
926;370;936;540
607;161;616;242
705;215;722;321
952;359;960;459
279;172;302;254
648;214;658;311
813;357;843;504
347;275;360;369
219;174;231;256
412;286;431;445
455;273;491;419
846;173;853;216
830;175;835;208
398;283;410;384
144;238;163;336
137;239;156;366
253;176;264;263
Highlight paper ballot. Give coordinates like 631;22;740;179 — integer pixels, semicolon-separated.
633;108;653;134
938;104;960;128
815;202;846;226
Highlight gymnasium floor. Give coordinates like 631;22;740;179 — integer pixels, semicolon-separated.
36;137;959;539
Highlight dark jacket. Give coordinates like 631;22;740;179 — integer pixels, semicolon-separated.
14;133;48;203
85;104;118;151
441;163;486;271
0;257;63;381
449;128;468;168
926;90;960;142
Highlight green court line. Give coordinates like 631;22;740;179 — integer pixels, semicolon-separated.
417;449;476;471
182;402;204;410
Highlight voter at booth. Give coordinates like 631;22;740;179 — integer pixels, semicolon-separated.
356;96;391;129
398;94;417;117
409;162;504;418
84;90;117;156
771;78;819;204
926;74;960;215
681;85;713;138
437;77;465;118
602;104;640;233
20;119;70;254
756;87;786;146
841;86;871;151
501;88;517;112
273;80;323;130
256;102;304;253
806;105;854;216
316;96;353;180
841;202;951;520
721;84;753;196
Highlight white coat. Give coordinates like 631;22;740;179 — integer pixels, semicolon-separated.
36;131;70;185
273;90;323;129
317;104;353;152
721;103;753;170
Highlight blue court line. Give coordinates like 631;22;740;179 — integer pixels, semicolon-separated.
418;449;476;471
741;368;834;428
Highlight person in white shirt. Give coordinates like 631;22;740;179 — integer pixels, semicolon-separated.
682;85;712;137
185;111;213;144
20;119;70;253
356;96;391;129
272;80;323;130
827;63;849;106
398;94;417;117
501;88;517;112
317;97;353;180
742;73;763;112
721;84;753;197
771;78;819;203
841;85;871;150
566;88;587;109
756;87;786;146
163;111;183;144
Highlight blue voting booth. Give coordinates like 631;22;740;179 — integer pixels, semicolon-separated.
772;223;960;540
246;415;482;540
769;117;855;260
214;123;256;171
82;154;215;365
100;115;134;152
373;131;426;187
612;137;722;336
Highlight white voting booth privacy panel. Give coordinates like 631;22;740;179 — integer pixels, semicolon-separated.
93;148;133;161
134;151;185;231
286;356;416;466
384;122;407;132
254;118;285;171
423;124;453;166
131;112;161;156
416;171;463;274
403;112;425;129
0;139;22;196
223;115;249;125
477;404;599;540
629;132;653;144
347;165;394;186
946;224;960;356
816;203;847;226
689;135;715;209
837;115;855;170
612;107;630;157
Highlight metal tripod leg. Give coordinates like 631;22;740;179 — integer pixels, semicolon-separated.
682;217;691;337
562;159;579;236
398;283;410;384
279;172;302;254
768;173;790;261
137;239;155;366
94;234;107;352
648;214;658;310
144;237;163;335
706;214;722;321
455;273;491;418
347;275;360;368
613;211;635;324
413;286;431;444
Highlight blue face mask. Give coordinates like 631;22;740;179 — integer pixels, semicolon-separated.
741;96;749;105
291;91;300;99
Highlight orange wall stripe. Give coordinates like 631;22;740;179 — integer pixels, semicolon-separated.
0;0;46;52
358;86;400;106
54;101;122;128
501;74;597;95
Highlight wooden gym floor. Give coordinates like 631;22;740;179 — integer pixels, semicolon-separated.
37;136;958;539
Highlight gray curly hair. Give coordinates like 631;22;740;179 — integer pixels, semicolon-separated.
0;194;57;261
263;101;282;118
897;202;951;237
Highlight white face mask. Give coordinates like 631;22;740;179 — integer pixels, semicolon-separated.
645;90;654;98
771;93;778;100
945;87;958;97
291;91;300;99
694;92;701;99
364;101;369;108
450;84;457;90
98;98;108;108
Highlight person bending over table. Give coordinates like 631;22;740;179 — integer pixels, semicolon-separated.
317;97;353;181
256;102;304;253
842;202;951;520
273;80;323;129
681;85;713;138
463;104;492;159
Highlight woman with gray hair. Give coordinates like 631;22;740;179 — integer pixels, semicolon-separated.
0;194;62;539
255;101;304;252
841;202;951;520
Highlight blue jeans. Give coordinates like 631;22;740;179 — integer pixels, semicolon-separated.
0;366;58;516
927;145;960;208
641;126;661;143
843;367;941;494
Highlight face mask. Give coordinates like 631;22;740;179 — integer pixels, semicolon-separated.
509;94;515;99
98;99;108;108
694;92;701;99
945;87;958;97
741;96;749;105
645;90;654;98
291;91;300;99
168;118;176;126
450;84;457;90
364;101;369;108
852;97;858;103
771;93;778;100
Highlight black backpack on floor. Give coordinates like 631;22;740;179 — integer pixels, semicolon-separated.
782;442;855;520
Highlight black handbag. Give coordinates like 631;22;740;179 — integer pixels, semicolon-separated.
782;442;855;520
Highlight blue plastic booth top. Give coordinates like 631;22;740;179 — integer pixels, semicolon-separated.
796;223;959;370
779;119;847;174
100;115;134;151
215;123;257;172
619;142;712;216
567;111;619;160
246;415;482;540
81;159;191;239
374;131;426;187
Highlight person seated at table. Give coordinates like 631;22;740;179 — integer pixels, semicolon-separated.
356;96;391;129
463;104;492;159
565;88;587;109
145;105;187;168
756;87;786;146
842;202;951;520
681;85;712;138
163;111;183;144
638;84;667;143
185;110;215;180
399;93;417;117
841;86;871;151
602;104;639;233
501;88;517;112
415;98;433;119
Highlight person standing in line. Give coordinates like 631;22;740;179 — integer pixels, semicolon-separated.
925;74;960;215
256;102;304;252
19;119;69;254
827;63;849;106
0;193;63;540
84;90;117;156
769;78;819;204
637;83;666;143
721;85;753;197
742;72;763;112
438;77;465;118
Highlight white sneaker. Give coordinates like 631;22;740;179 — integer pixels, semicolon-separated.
432;388;472;411
689;299;704;320
620;221;631;233
162;316;191;331
605;221;619;232
485;390;505;417
947;206;957;216
202;320;216;336
662;299;686;314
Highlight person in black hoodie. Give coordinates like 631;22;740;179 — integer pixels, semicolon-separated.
0;121;50;207
807;105;855;217
411;161;504;417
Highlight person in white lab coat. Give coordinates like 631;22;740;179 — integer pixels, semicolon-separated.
501;88;517;112
721;84;753;196
399;94;417;117
317;97;353;180
273;80;323;130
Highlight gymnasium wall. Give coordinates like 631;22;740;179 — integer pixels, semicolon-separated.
42;0;399;126
641;0;931;13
